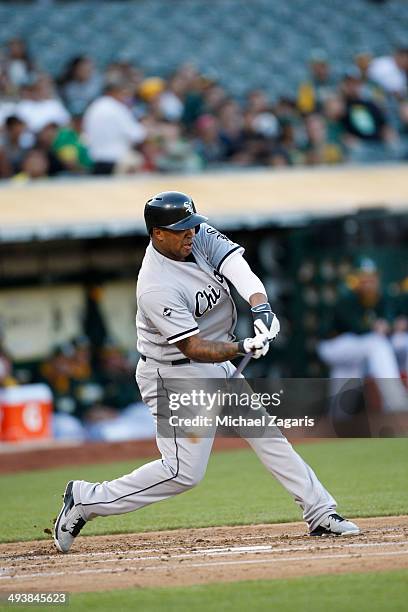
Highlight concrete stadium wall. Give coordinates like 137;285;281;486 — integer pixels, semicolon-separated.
0;165;407;237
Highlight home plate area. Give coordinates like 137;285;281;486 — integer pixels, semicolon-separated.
1;517;408;593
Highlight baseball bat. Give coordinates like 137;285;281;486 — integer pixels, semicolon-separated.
231;336;275;379
231;352;253;378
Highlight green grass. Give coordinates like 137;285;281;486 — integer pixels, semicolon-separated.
54;570;408;611
5;571;407;612
1;439;407;543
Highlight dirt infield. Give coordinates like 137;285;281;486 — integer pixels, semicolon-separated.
1;516;407;592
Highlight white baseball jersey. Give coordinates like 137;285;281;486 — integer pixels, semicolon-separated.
136;224;244;362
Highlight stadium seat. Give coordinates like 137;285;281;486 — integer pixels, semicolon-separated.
1;0;408;98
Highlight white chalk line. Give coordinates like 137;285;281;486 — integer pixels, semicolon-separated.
1;548;408;582
3;540;408;574
2;542;408;580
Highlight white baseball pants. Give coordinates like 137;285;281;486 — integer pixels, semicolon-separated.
73;359;337;531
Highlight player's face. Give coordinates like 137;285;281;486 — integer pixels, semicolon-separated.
152;227;196;260
357;272;380;296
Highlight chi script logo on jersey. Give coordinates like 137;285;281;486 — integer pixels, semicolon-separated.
184;201;194;214
163;307;172;317
195;284;222;317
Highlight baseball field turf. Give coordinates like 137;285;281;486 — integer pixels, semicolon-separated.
69;570;408;612
1;438;407;611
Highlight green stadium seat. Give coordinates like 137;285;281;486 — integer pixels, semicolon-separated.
1;0;408;99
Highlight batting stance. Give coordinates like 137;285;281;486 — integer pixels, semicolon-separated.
54;191;360;553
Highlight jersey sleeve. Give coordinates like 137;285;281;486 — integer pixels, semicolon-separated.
138;290;199;344
197;223;245;273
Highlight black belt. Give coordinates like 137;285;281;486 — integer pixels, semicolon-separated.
140;354;191;366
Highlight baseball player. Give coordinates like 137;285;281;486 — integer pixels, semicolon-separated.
318;257;408;412
54;191;360;553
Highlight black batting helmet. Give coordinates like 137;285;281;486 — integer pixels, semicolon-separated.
144;191;208;234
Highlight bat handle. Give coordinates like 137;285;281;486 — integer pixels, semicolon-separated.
231;352;253;378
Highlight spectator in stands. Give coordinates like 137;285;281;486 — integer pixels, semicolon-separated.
321;95;346;159
246;89;270;115
4;38;35;91
273;119;301;165
318;257;408;412
139;77;182;139
52;115;93;173
138;126;164;172
106;60;145;123
275;96;301;124
353;51;386;104
154;121;201;173
182;69;209;128
15;75;70;133
354;51;373;82
368;47;408;98
297;50;336;114
35;123;92;176
218;99;245;161
13;148;49;181
83;78;146;174
341;69;400;161
194;114;227;165
201;82;228;117
244;89;280;143
137;76;166;113
58;56;102;115
105;59;144;94
239;107;280;167
303;113;343;165
35;122;67;176
1;43;408;179
0;115;33;178
273;97;304;164
157;72;186;122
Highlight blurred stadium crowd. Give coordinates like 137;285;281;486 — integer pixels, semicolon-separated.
0;37;408;180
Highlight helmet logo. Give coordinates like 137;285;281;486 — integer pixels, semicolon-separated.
184;201;194;214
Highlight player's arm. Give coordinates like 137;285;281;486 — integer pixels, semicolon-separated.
221;253;280;340
176;334;268;363
140;290;268;363
198;224;280;339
